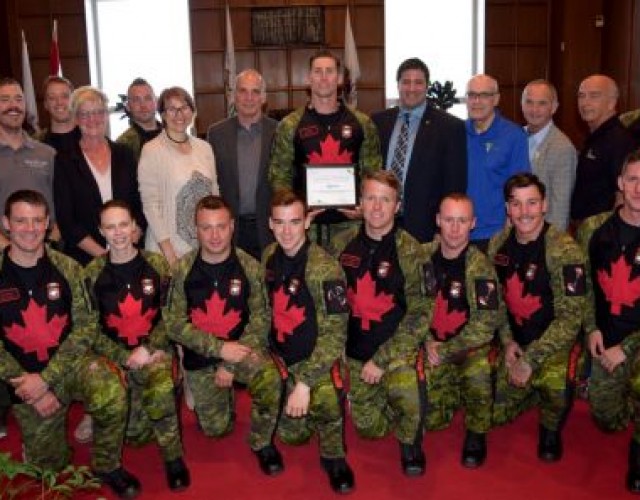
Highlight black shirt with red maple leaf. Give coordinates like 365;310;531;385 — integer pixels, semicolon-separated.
589;211;640;348
494;225;554;347
428;248;470;342
265;241;318;366
339;226;407;362
0;251;73;375
91;253;163;352
183;251;252;370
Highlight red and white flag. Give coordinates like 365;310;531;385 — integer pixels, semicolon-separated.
50;19;62;77
224;4;236;117
344;7;361;107
21;30;40;133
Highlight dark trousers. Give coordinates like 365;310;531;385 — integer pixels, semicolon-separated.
237;216;261;260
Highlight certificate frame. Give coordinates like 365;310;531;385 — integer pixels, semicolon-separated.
304;164;357;209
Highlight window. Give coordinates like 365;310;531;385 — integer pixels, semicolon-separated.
84;0;193;139
384;0;485;119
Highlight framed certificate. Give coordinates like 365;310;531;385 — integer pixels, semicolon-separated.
304;164;357;209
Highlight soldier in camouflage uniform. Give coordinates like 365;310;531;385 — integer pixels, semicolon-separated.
329;171;429;476
83;200;189;492
2;190;140;499
164;195;264;438
422;193;501;468
488;173;586;462
268;49;382;247
115;78;162;161
575;150;640;493
248;189;354;494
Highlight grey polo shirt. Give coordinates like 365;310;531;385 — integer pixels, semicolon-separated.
0;131;56;221
237;119;263;216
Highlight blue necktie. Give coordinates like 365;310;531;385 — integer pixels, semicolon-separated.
389;113;410;184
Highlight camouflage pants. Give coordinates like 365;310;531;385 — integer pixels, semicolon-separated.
248;357;345;459
185;365;235;438
13;355;126;473
424;346;492;433
125;356;183;461
589;349;640;441
347;355;422;445
493;348;573;431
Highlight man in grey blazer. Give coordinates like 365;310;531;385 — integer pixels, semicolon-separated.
207;69;276;259
522;79;577;231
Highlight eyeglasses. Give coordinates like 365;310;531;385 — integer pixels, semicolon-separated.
466;91;496;101
77;108;107;120
165;105;192;117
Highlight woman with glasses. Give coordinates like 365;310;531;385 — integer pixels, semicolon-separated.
54;86;146;266
138;86;218;268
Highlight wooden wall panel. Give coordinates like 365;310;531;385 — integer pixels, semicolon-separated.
259;50;288;88
190;10;224;51
193;52;224;90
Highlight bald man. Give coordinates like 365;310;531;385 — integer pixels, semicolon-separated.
465;74;530;250
570;74;638;225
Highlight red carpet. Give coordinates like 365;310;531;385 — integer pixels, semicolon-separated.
0;391;633;499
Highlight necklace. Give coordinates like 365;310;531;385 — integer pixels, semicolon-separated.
166;132;189;144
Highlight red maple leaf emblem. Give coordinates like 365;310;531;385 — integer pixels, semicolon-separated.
5;299;68;361
347;272;395;331
430;290;468;341
190;291;242;340
307;135;353;164
597;255;640;315
106;294;156;346
272;286;306;342
504;273;542;326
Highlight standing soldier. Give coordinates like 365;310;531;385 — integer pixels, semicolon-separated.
422;193;501;468
488;173;586;462
83;200;190;492
329;171;429;476
3;190;140;499
576;149;640;493
249;190;354;494
164;195;261;437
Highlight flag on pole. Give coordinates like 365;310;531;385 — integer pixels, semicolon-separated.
49;19;63;77
21;31;40;133
224;4;236;117
343;7;361;107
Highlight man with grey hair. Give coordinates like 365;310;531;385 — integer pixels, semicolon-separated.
521;79;577;230
465;74;529;250
570;74;638;226
207;69;277;259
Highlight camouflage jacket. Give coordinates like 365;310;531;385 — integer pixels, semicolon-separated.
164;247;268;367
83;250;171;367
0;247;94;388
115;121;162;162
576;210;640;356
422;242;503;364
329;226;428;370
268;103;382;193
263;241;348;388
488;224;587;370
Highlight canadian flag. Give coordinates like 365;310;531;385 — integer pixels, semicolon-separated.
21;31;39;133
50;19;62;77
224;4;236;117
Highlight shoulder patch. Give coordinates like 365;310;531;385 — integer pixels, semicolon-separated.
493;253;509;267
563;264;586;296
340;253;361;269
323;280;349;314
0;287;20;304
475;279;498;310
422;262;437;297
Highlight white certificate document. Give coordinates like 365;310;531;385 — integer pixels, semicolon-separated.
305;164;357;208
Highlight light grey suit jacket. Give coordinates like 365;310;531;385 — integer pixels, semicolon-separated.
207;115;277;251
530;123;577;230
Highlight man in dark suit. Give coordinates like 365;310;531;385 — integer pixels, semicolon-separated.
372;58;467;243
207;69;277;259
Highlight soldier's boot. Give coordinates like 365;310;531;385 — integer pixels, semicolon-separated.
537;424;563;462
320;456;355;494
626;439;640;493
399;441;426;477
96;467;141;499
462;430;487;468
253;444;284;476
165;457;190;492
